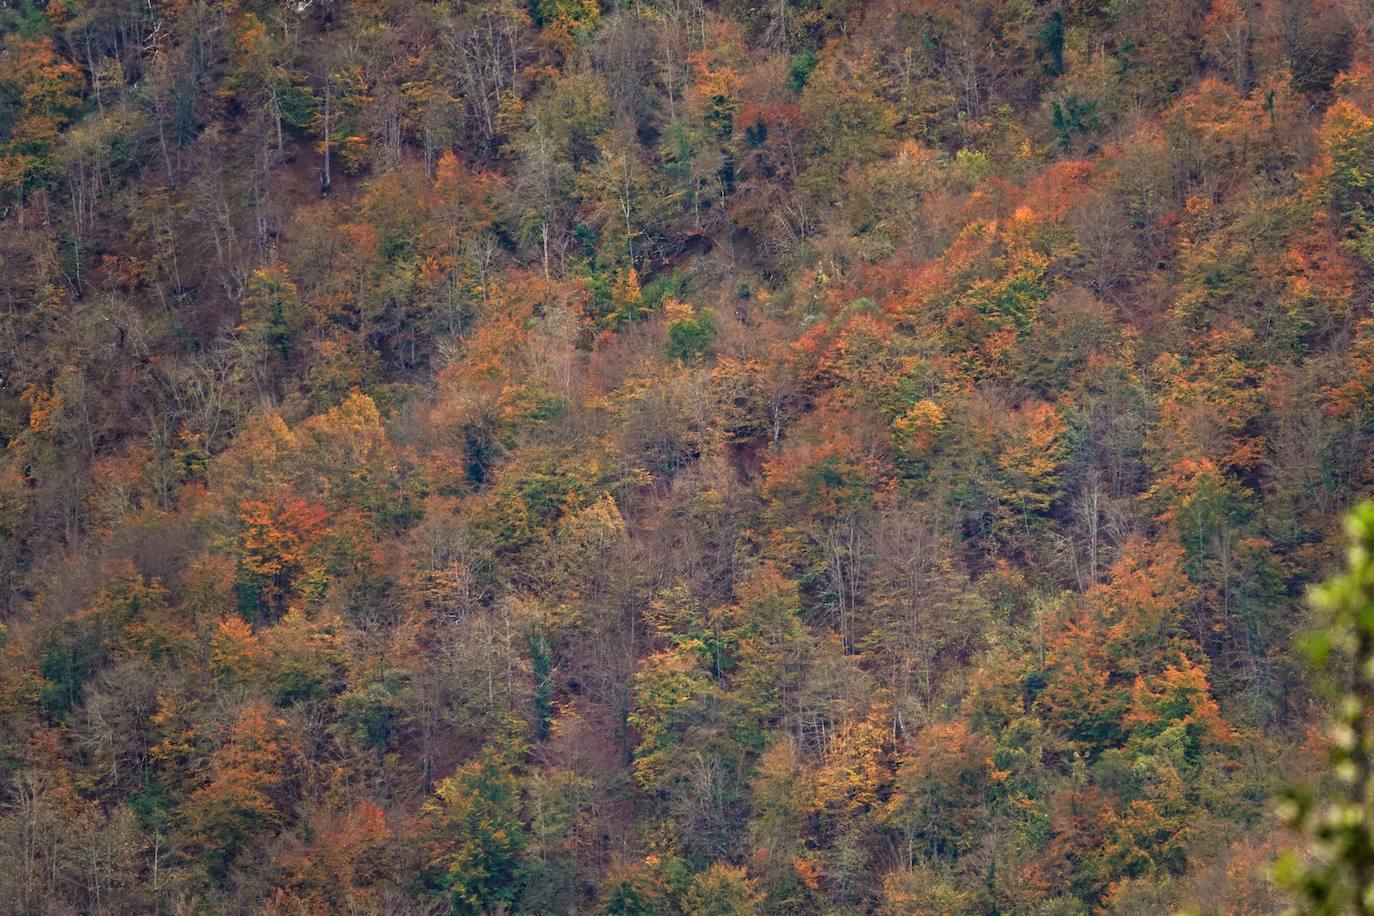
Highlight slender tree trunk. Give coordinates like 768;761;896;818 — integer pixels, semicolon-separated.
321;76;332;194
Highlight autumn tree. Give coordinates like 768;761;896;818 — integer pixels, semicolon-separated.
424;743;530;913
0;31;83;208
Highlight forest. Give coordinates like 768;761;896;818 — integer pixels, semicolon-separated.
2;0;1374;911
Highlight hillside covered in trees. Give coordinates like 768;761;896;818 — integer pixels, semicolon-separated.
2;0;1374;911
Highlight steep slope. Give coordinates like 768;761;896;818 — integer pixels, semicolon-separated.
1;0;1372;911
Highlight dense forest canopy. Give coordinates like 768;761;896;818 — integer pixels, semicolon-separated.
1;0;1374;911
